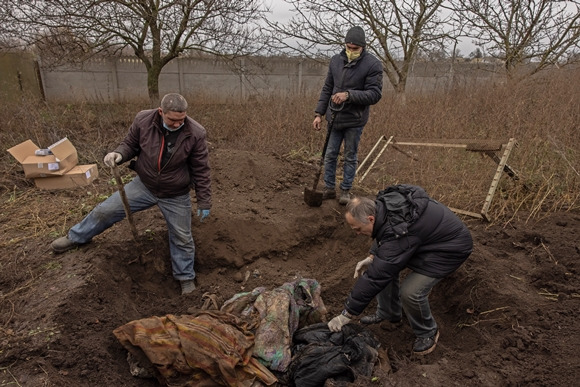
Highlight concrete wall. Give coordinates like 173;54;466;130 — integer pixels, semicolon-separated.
38;56;332;103
13;54;503;103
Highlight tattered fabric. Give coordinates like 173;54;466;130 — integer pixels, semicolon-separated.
113;311;277;386
221;278;327;372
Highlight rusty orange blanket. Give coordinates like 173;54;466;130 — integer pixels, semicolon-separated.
113;311;277;386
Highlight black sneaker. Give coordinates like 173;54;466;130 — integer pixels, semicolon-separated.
413;330;440;355
360;314;402;325
51;236;79;254
360;314;385;324
322;187;336;200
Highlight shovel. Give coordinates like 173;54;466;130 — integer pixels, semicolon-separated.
111;164;139;242
304;114;334;207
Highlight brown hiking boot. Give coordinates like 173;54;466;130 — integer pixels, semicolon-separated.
322;187;336;200
51;236;79;254
180;280;196;295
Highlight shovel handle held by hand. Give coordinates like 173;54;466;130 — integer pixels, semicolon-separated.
310;113;335;191
112;165;139;242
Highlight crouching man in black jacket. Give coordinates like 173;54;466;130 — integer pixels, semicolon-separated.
327;184;473;355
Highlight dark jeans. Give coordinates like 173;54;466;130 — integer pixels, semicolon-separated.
323;126;363;191
375;271;441;338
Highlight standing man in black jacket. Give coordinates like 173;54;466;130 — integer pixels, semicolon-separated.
312;26;383;205
327;185;473;355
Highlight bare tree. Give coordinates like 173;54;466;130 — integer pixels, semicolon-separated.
3;0;270;104
34;28;94;63
266;0;453;95
450;0;580;80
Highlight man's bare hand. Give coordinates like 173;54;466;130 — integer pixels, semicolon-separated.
313;116;322;130
331;91;349;105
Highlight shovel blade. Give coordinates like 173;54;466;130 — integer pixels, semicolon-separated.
304;186;323;207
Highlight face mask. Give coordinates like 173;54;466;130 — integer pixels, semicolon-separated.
346;48;361;62
163;121;184;132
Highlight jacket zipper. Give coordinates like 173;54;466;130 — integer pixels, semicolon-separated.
157;136;164;172
157;130;191;173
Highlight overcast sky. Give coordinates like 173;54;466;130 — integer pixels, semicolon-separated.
267;0;294;23
265;0;478;56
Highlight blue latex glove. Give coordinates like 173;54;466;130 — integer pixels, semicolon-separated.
197;209;210;222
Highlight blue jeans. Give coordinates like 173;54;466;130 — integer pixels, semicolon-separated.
323;126;363;191
375;272;441;338
68;176;196;281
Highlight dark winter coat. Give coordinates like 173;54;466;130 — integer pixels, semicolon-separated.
345;185;473;316
114;109;212;209
314;49;383;130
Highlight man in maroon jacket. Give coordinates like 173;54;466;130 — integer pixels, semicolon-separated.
327;185;473;355
51;93;211;295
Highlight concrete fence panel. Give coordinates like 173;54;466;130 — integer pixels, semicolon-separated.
2;53;510;103
38;56;331;103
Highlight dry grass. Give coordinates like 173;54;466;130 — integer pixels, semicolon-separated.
1;66;578;223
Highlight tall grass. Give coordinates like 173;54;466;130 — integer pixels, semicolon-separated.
1;66;578;222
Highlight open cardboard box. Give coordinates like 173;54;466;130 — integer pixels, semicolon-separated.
33;164;99;190
8;137;99;189
7;138;78;178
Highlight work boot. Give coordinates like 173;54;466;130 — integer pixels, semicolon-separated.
360;314;402;325
322;187;336;200
338;189;350;205
51;236;79;254
360;314;385;325
413;330;440;355
180;280;196;295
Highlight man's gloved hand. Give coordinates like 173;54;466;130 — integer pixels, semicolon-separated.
354;255;374;279
104;152;122;167
328;313;351;332
197;209;210;222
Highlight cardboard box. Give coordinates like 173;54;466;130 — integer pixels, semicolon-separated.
7;138;78;178
34;164;99;190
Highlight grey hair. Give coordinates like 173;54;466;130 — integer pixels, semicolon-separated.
160;93;188;113
345;196;376;224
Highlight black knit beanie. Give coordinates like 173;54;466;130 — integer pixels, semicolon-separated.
345;26;366;47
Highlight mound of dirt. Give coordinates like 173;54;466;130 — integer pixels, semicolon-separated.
0;147;578;386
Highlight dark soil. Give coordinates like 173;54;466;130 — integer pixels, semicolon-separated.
1;146;579;386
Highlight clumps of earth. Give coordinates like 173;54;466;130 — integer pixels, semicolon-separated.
0;147;578;386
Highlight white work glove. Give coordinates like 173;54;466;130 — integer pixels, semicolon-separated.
328;313;351;332
104;152;122;167
354;255;374;279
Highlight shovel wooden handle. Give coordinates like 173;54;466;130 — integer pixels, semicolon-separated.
112;165;139;242
311;115;334;191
